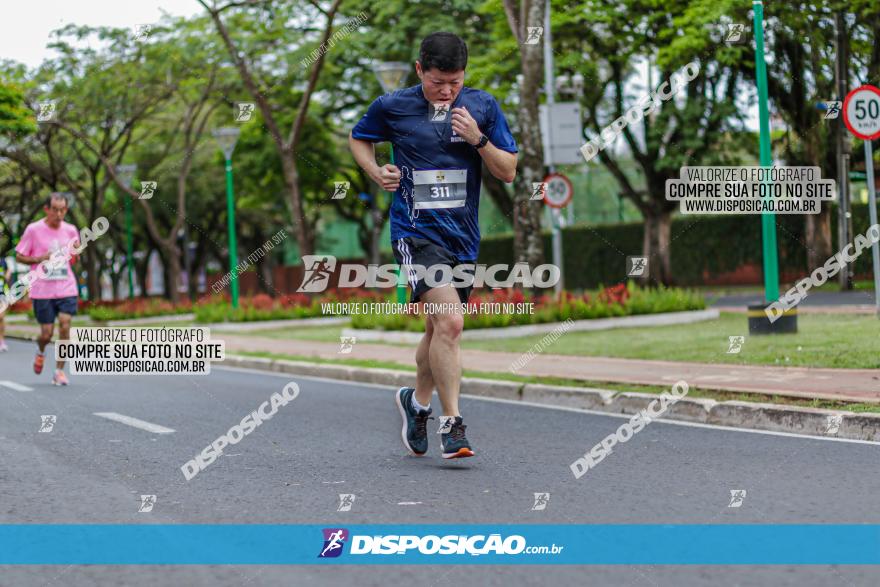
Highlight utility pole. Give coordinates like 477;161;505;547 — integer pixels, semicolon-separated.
834;11;853;290
543;1;564;295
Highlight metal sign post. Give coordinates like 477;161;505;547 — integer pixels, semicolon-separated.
865;139;879;315
372;62;410;304
543;173;573;296
843;84;880;315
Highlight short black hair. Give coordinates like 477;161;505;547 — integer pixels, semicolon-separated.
419;32;468;72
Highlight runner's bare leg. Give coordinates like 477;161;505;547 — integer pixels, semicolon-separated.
38;322;54;355
420;285;463;417
56;313;72;370
414;317;435;407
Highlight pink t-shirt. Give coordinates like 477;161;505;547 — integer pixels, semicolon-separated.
15;219;80;299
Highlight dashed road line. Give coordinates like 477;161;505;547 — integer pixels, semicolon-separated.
93;412;175;434
0;381;33;392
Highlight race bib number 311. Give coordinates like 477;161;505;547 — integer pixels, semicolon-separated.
412;169;467;210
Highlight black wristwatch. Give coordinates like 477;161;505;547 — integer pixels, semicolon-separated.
474;134;489;149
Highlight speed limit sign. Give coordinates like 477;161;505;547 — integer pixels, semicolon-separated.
843;85;880;140
542;173;573;208
844;84;880;315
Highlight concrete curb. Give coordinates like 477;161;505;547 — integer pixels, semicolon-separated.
344;309;720;344
222;355;880;442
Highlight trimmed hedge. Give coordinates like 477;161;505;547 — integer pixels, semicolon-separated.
477;204;873;289
87;298;193;322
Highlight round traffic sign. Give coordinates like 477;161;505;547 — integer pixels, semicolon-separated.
542;173;573;208
843;85;880;140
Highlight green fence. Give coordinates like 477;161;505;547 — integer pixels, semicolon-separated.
477;204;874;289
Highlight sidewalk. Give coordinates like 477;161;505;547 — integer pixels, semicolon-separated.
710;290;878;314
213;334;880;405
7;325;878;404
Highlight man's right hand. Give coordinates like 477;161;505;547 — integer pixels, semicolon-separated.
373;164;401;192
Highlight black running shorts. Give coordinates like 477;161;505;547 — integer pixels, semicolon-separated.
392;237;474;304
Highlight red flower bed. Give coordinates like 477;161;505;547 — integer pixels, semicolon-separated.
598;283;629;306
469;284;629;310
86;297;194;321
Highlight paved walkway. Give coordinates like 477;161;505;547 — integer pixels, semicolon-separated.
709;290;877;311
6;325;878;404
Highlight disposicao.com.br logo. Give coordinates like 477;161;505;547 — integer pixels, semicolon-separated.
297;255;560;293
318;529;563;558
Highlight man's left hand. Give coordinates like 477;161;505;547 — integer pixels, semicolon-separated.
451;107;482;146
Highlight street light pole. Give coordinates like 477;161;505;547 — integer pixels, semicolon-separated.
224;159;239;308
116;164;137;299
213;128;241;309
752;0;780;304
373;62;410;304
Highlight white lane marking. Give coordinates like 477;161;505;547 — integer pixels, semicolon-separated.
216;365;880;446
397;501;423;505
93;412;175;434
0;380;33;392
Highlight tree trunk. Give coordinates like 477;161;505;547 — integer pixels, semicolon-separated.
85;246;100;301
136;253;150;298
803;126;834;270
281;152;314;258
259;254;276;296
805;203;833;270
193;260;206;298
108;257;121;301
157;242;182;303
370;205;382;266
510;0;546;270
641;208;673;286
166;253;182;304
482;163;514;222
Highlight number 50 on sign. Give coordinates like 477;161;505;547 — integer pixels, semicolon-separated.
843;85;880;140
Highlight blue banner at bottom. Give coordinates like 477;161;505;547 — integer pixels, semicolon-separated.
0;525;878;565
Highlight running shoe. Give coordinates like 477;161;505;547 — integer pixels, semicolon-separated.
395;387;433;456
33;352;45;374
0;341;8;352
439;416;474;459
52;370;69;386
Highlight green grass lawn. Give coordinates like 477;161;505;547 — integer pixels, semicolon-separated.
460;312;879;369
236;312;878;369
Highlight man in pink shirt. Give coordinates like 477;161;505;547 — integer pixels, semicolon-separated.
15;193;81;385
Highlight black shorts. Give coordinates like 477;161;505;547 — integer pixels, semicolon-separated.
393;237;474;304
33;296;78;324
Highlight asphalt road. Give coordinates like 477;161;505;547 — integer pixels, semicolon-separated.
0;338;878;586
